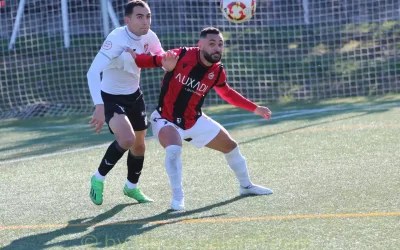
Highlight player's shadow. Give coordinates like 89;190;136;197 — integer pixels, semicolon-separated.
238;109;383;145
0;203;135;250
210;98;398;132
2;196;248;250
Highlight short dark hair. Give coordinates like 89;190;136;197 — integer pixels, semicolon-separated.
200;27;221;38
124;0;149;17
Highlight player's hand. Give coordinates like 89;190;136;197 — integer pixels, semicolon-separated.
125;48;136;59
254;106;272;120
89;104;105;133
161;50;178;71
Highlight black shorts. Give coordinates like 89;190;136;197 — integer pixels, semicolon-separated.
101;89;148;133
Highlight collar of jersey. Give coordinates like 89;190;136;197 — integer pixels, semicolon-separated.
125;26;142;41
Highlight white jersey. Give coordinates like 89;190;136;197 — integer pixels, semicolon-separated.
87;26;164;105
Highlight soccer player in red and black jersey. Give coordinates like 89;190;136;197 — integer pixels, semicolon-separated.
130;27;273;210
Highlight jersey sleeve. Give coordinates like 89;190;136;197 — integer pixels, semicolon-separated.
98;31;125;61
214;72;257;112
147;29;165;56
134;54;163;68
86;53;111;105
134;47;184;68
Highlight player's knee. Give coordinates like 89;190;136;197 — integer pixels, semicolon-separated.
228;139;238;150
222;138;237;153
158;127;182;148
131;143;146;155
117;135;135;149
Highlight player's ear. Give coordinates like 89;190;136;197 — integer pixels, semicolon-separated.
124;16;130;25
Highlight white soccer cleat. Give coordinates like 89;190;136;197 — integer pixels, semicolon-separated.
239;184;273;196
171;198;185;211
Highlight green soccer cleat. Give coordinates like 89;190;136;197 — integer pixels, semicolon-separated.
90;176;104;205
123;185;154;203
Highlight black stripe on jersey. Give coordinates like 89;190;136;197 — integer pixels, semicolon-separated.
215;81;227;87
194;65;224;120
153;56;159;67
213;65;225;87
157;71;174;114
157;48;187;114
212;65;224;88
177;47;188;61
173;63;208;128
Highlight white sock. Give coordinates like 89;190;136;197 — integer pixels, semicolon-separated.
225;146;252;188
165;145;184;199
172;188;184;201
94;171;105;181
125;180;138;189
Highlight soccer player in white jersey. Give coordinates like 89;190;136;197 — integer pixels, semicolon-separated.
86;0;166;205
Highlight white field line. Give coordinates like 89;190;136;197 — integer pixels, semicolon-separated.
222;108;336;127
0;109;315;164
0;102;398;132
0;103;398;165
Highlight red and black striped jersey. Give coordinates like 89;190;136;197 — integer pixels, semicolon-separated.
156;47;227;129
134;46;258;130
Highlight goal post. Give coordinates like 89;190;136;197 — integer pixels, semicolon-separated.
8;0;25;50
61;0;70;48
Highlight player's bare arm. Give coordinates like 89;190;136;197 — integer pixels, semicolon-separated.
89;104;105;133
161;51;178;71
254;106;272;120
125;48;137;59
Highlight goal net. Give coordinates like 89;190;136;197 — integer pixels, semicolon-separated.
1;0;399;119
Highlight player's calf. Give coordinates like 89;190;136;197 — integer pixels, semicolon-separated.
224;146;253;188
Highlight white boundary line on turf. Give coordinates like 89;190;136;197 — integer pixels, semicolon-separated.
0;113;303;131
0;103;398;165
0;111;300;131
1;109;315;165
0;102;398;132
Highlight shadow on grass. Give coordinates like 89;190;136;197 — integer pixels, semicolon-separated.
207;95;400;119
1;196;248;250
239;109;379;145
